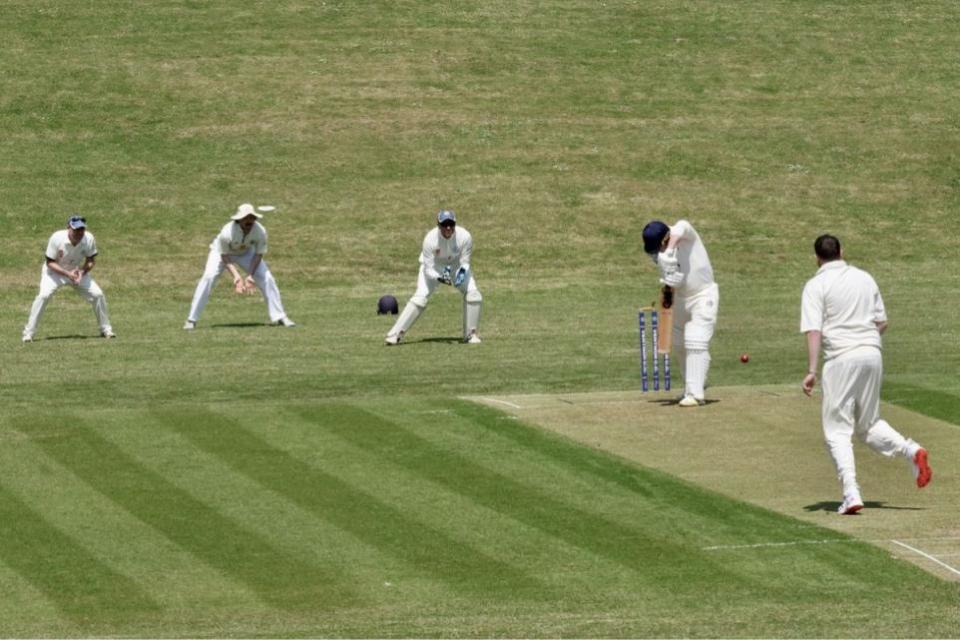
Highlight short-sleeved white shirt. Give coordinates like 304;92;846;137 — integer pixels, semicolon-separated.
800;260;886;360
45;229;98;270
211;221;268;256
670;220;715;296
420;226;473;280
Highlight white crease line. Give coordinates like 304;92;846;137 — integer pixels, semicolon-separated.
703;539;858;551
891;540;960;577
477;397;523;409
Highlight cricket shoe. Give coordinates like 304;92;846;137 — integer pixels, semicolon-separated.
912;448;932;488
466;334;482;344
678;395;705;407
183;320;196;330
101;329;116;339
22;334;33;343
275;317;296;328
838;494;864;515
385;333;402;346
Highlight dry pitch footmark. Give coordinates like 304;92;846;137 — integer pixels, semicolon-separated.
467;385;960;581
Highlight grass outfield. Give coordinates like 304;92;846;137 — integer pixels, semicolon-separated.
2;398;958;637
2;1;960;637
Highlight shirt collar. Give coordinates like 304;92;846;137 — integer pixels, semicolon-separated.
816;259;847;275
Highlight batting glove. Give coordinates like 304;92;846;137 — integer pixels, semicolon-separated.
660;271;684;288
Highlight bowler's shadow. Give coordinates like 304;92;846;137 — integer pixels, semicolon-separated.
804;500;924;513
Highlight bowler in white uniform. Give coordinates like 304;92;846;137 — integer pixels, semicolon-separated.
801;234;932;515
23;215;115;342
642;219;719;406
184;204;295;329
386;209;482;345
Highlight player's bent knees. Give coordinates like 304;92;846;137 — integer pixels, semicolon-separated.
410;295;429;309
465;289;482;303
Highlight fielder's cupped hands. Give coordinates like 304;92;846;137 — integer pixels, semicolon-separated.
234;277;247;295
243;275;257;295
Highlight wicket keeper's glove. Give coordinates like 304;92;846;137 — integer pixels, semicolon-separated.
454;266;467;287
438;266;453;285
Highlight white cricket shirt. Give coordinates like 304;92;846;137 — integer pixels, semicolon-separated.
800;260;886;360
44;229;98;270
420;226;473;280
670;220;715;296
211;221;268;256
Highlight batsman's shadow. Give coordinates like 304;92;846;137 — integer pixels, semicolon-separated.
649;398;721;407
803;500;924;513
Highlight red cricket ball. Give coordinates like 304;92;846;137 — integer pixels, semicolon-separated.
740;353;750;363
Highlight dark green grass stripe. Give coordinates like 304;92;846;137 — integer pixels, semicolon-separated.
447;399;812;537
16;416;357;611
885;382;960;428
296;404;742;590
159;407;547;598
0;481;160;625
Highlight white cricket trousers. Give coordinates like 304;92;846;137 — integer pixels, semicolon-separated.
23;267;113;338
187;249;288;323
821;345;915;497
670;283;719;398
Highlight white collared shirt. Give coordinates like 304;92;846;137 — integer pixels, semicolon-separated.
45;229;98;270
801;260;886;360
420;226;473;280
670;220;715;295
212;221;268;256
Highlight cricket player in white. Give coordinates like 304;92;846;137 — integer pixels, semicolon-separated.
386;209;482;345
801;234;931;515
643;219;719;406
184;204;295;330
23;215;115;342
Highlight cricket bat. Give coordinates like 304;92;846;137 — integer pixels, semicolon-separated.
657;286;674;355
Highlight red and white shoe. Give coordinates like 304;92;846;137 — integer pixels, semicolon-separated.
838;495;864;515
913;448;932;488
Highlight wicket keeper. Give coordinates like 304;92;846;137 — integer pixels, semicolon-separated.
386;209;482;345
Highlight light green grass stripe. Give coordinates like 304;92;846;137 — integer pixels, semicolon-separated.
15;414;357;612
0;481;160;628
157;405;546;598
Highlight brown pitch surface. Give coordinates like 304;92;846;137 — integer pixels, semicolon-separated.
467;385;960;581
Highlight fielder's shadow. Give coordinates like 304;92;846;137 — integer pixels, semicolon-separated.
404;336;464;345
37;334;94;341
804;500;924;513
209;322;272;329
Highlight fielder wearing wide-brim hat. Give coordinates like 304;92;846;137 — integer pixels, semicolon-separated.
231;203;263;221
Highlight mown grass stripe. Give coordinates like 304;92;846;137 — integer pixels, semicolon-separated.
0;481;160;625
447;399;820;541
158;407;547;598
16;416;357;611
297;403;746;591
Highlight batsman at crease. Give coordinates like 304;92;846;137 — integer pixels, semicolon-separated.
642;218;719;407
